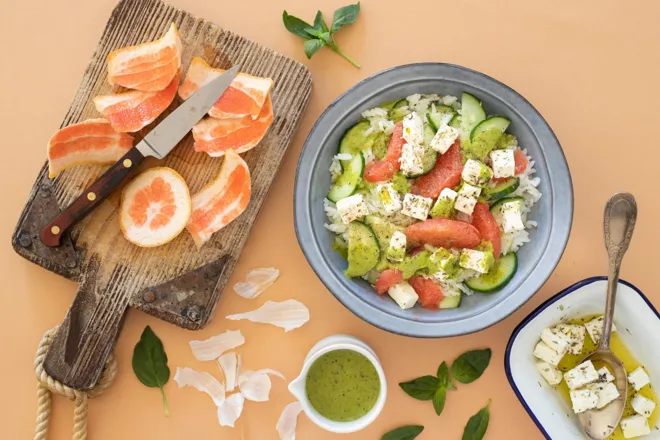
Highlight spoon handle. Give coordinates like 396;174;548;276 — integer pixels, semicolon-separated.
601;193;637;350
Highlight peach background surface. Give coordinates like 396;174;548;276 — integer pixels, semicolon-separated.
1;0;659;438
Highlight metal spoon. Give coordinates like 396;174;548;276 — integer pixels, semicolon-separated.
578;193;637;439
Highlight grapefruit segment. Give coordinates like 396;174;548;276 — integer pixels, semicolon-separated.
107;23;182;91
409;276;444;309
471;202;501;258
186;150;252;248
404;218;482;249
119;167;192;247
93;69;181;133
364;122;404;183
47;118;134;178
179;57;274;120
374;268;404;295
192;95;274;157
411;141;463;199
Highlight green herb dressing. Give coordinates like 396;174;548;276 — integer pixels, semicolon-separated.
305;349;380;422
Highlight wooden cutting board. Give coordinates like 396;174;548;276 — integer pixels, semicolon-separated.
11;0;312;390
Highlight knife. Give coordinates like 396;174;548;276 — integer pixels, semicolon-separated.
41;65;240;248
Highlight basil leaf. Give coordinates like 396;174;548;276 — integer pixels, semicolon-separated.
303;39;325;59
399;375;440;401
331;2;361;33
433;387;447;416
304;27;324;38
132;326;170;416
451;348;492;384
314;10;329;33
437;361;451;387
282;11;314;39
382;425;424;440
462;401;491;440
319;31;333;45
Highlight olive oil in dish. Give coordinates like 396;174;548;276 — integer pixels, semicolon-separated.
305;349;380;422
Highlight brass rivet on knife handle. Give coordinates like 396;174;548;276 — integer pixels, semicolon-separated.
86;192;96;201
50;226;60;235
123;159;132;168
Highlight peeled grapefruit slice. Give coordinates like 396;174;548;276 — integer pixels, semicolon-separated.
186;150;251;248
47;118;134;178
119;167;191;247
179;57;273;120
192;96;274;157
93;69;181;133
107;23;182;92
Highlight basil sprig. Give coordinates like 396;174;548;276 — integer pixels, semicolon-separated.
462;401;491;440
282;3;361;68
381;425;424;440
132;326;171;416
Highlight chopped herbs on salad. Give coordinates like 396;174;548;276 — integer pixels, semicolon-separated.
324;93;542;311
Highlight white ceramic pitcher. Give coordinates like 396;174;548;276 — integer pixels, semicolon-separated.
287;334;388;434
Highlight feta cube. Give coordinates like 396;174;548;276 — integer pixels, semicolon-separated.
564;360;599;389
376;183;402;215
570;388;598;414
586;382;620;409
597;366;615;383
402;112;424;144
386;231;407;262
455;183;482;215
430;124;460;154
501;199;526;233
584;316;617;344
540;328;570;355
461;159;494;186
631;394;656;418
536;361;563;386
490;149;516;178
459;249;494;274
402;193;433;220
533;341;564;367
399;142;426;176
387;282;419;310
628;367;651;391
555;324;586;355
430;188;458;218
620;415;651;438
336;194;368;224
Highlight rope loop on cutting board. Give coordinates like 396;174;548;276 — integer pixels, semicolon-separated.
33;326;117;440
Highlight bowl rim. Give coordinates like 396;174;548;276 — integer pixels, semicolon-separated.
503;276;660;439
294;62;574;338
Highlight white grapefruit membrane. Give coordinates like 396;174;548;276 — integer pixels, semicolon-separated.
189;329;245;361
233;267;280;299
225;300;310;332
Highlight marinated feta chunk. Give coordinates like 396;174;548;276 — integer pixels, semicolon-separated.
387;282;419;310
402;193;433;220
584;316;617;344
540;328;570;355
459;249;494;274
461;159;494;186
631;394;656;418
399;113;426;176
490;149;516;178
536;361;563;386
597;366;615;383
501;199;526;233
628;367;651;391
455;183;481;215
570;388;598;414
430;124;460;154
555;324;586;355
586;382;620;409
429;247;458;279
402;112;424;144
533;341;564;367
430;188;458;218
386;231;407;262
620;415;651;438
376;183;402;215
564;360;599;389
336;194;368;224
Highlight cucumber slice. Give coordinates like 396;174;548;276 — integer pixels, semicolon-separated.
465;252;517;293
345;221;381;278
439;294;462;309
490;196;524;226
390;99;409;122
426;105;456;131
364;215;404;270
327;153;365;203
379;100;398;111
470;116;511;142
483;177;520;201
407;125;438;178
338;121;374;165
466;116;511;161
392;98;408;109
460;92;487;140
449;114;462;129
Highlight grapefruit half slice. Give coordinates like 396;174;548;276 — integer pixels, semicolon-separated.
93;69;181;133
119;167;191;247
47;118;134;178
186;150;251;248
179;57;273;120
192;95;274;157
107;23;182;92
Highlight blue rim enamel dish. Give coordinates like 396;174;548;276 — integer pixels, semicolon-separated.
293;63;573;337
505;277;660;439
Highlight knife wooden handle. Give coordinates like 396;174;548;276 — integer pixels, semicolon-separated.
41;147;145;247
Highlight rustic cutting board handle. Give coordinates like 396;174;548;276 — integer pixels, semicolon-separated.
44;272;129;391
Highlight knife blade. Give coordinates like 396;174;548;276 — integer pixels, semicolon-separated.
40;64;240;250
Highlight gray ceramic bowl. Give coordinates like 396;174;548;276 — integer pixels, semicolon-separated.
294;63;573;337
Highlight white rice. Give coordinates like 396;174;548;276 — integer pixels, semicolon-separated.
323;198;348;241
362;107;395;136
